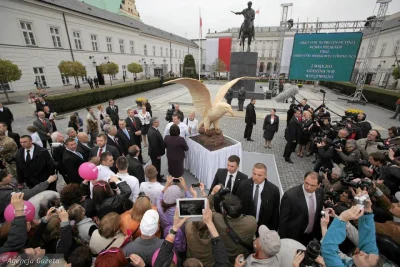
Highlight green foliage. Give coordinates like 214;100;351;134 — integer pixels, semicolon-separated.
46;78;176;113
98;62;119;86
211;59;227;79
393;66;400;80
127;63;143;77
182;55;197;78
0;59;22;103
58;61;86;78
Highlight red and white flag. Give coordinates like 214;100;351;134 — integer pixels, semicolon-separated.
256;9;260;14
200;10;203;38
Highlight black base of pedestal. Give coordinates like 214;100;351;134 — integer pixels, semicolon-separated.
230;52;258;92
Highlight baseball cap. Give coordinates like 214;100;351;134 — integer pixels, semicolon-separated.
163;185;182;205
140;210;159;236
258;225;281;256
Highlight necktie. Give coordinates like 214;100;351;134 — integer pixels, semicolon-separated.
132;118;137;129
76;151;83;160
226;175;233;191
253;185;260;218
42;119;47;127
124;129;130;140
98;148;103;157
305;194;315;233
114;137;119;147
26;150;31;162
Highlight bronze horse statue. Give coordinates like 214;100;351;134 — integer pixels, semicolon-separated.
239;18;254;52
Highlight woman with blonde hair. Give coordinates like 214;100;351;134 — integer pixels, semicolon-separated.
138;104;151;147
298;110;313;157
120;193;161;239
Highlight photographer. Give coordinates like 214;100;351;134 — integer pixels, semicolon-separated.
331;129;348;165
355;113;372;139
321;192;380;267
356;130;383;160
321;167;344;193
335;139;362;175
209;184;257;264
361;152;388;180
314;138;334;172
388;148;400;166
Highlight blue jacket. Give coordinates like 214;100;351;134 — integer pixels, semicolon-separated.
321;214;379;267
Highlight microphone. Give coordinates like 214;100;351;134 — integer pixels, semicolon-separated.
320;89;326;94
274;84;299;103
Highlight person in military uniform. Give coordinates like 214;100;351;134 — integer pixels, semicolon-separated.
225;88;234;105
237;87;247;111
235;1;256;42
0;129;18;177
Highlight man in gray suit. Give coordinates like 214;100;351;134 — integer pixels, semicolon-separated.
33;111;53;148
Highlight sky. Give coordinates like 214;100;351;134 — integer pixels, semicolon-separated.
135;0;400;39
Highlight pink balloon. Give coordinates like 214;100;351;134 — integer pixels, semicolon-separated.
78;162;99;181
4;200;35;222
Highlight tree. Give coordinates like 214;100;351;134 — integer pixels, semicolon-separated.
182;54;197;79
98;62;119;86
0;59;22;103
127;62;143;80
393;66;400;90
211;59;227;80
58;61;87;91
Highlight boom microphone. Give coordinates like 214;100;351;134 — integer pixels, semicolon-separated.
274;84;299;102
320;89;326;94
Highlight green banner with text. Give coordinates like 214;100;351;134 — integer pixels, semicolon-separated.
289;33;363;81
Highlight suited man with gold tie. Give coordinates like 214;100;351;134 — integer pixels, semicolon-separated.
125;109;143;163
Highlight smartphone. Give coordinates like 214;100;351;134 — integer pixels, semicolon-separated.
192;183;200;187
173;178;181;183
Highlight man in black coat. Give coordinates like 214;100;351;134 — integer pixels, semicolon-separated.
147;117;165;182
225;88;233;105
117;120;136;156
126;145;145;184
35;97;53;113
105;125;124;156
297;98;310;113
50;132;67;178
237;87;246;111
283;109;301;163
125;109;143;163
0;122;20;149
244;99;256;141
0;103;14;132
174;104;184;122
279;171;324;246
76;132;93;162
236;163;280;230
356;113;372;138
62;138;85;184
209;155;248;195
106;99;120;129
16;135;55;189
89;134;120;162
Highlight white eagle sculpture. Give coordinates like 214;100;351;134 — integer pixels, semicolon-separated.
164;77;257;130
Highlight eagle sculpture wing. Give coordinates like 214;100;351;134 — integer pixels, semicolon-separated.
213;76;259;105
164;78;212;117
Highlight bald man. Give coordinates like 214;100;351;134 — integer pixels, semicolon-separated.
33;111;53;148
76;132;93;161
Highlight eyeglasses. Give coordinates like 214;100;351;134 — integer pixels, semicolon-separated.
99;249;119;256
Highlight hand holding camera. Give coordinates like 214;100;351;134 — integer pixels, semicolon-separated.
339;206;364;222
235;254;246;267
47;175;58;184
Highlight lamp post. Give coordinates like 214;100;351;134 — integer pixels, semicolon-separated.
163;57;167;76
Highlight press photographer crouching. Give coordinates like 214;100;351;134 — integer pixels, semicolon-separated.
335;140;363;178
313;138;334;172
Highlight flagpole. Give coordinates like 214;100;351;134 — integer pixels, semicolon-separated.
257;7;260;27
198;7;201;81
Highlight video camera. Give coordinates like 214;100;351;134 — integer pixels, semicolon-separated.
323;190;339;209
213;185;232;214
377;137;400;155
340;176;373;189
319;167;332;180
296;240;322;267
332;138;346;150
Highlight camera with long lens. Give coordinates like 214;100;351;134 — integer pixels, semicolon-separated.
340;176;373;189
358;160;370;167
319;167;332;181
296;240;322;267
323;191;338;209
332;139;345;150
213;185;232;214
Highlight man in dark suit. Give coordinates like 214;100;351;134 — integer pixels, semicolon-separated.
297;98;310;113
210;155;248;195
173;104;184;122
62;138;85;184
35;96;54;113
117;120;136;156
244;98;256;141
50;131;67;179
237;87;246;111
125;109;143;163
147;117;165;183
283;109;301;163
105;125;124;156
236;163;280;230
16;135;55;190
106;99;120;129
76;132;93;162
0;122;20;149
0;103;14;132
89;133;120;162
126;145;145;184
279;171;324;246
33;111;53;148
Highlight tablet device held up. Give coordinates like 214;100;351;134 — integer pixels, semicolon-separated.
176;198;207;221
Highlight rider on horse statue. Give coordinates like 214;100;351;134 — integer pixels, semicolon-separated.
235;1;256;45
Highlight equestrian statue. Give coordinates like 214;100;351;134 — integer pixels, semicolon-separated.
232;1;256;52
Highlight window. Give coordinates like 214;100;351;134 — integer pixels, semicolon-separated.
50;26;62;48
144;44;148;56
160;47;163;57
269;50;272;58
153;46;156;56
166;48;169;58
106;37;112;52
379;43;387;57
73;31;82;50
61;75;70;85
91;35;98;51
81;76;87;82
179;50;181;58
276;50;280;58
20;21;36;46
394;40;400;56
119;39;125;53
33;67;47;87
175;49;177;58
130;41;135;54
359;46;365;58
122;65;127;77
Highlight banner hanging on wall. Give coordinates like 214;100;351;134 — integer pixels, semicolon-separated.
288;32;363;81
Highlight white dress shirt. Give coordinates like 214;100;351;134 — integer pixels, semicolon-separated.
138;111;151;125
271;117;275;124
302;184;316;233
139;181;164;205
90;165;115;197
24;146;35;161
116;172;140;202
163;122;189;138
225;171;238;190
184;118;199;136
252;180;265;222
31;132;43;147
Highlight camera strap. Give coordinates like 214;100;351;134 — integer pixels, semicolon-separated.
222;215;254;253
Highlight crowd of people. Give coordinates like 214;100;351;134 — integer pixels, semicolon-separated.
0;89;400;267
